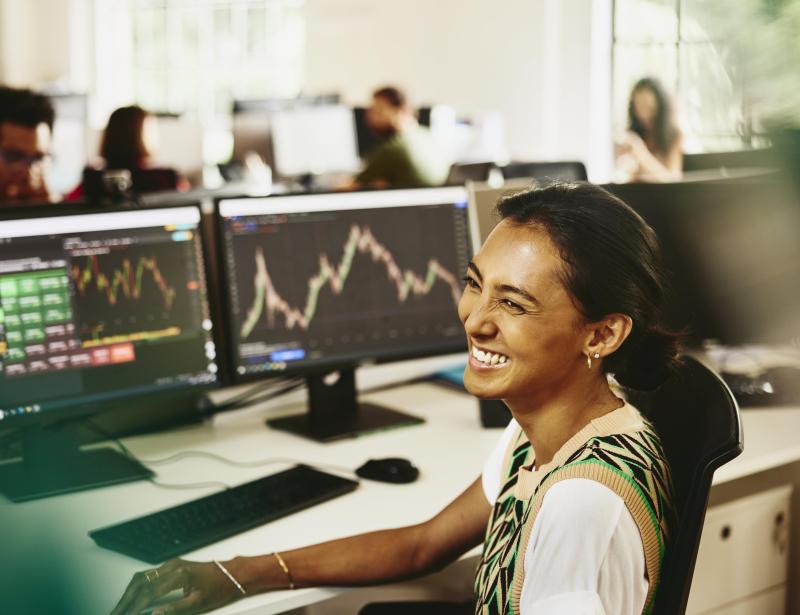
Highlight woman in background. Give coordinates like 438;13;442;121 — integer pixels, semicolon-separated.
66;105;187;200
616;77;683;182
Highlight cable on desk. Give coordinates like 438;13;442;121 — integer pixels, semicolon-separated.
86;419;358;484
205;378;305;415
148;477;231;491
137;449;358;478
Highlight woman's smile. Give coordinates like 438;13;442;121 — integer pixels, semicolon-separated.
469;343;511;369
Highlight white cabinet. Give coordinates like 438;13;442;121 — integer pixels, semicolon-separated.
687;485;791;614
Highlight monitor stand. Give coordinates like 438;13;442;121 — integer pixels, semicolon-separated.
0;423;153;502
266;368;424;442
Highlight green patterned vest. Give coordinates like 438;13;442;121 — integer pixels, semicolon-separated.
473;404;673;615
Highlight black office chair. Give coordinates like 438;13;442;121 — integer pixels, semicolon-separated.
445;162;499;185
360;356;742;615
626;355;743;615
360;603;471;615
501;160;587;182
682;148;775;172
82;167;180;201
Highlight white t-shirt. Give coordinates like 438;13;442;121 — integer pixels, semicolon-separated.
481;419;648;615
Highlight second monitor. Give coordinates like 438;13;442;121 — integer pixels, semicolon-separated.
217;187;471;441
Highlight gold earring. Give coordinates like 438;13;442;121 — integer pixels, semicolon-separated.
586;353;592;369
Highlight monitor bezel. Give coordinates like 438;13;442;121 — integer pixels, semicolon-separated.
213;186;471;385
0;200;223;430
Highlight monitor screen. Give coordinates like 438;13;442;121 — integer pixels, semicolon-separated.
217;187;471;382
0;205;219;424
269;105;361;177
605;180;800;346
466;179;536;252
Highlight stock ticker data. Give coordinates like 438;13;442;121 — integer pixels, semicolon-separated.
221;192;472;376
0;207;217;420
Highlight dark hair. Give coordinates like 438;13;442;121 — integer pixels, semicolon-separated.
373;86;407;110
497;182;682;390
628;77;679;157
100;105;151;169
0;86;55;131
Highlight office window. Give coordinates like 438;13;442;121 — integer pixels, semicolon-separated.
613;0;757;152
94;0;305;153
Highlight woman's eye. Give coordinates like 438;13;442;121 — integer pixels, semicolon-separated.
462;275;479;290
501;299;524;312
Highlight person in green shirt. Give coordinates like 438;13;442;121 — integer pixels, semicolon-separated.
349;86;450;189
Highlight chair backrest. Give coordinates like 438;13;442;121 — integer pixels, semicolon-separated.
501;160;588;182
445;161;499;185
682;148;775;172
83;167;179;198
625;356;743;615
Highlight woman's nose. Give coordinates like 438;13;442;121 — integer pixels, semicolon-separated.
463;298;498;338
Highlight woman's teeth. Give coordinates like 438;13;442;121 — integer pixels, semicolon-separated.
472;346;509;366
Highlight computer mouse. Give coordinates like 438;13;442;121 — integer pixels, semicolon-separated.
356;458;420;484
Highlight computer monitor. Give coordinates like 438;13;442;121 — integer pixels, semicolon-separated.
216;187;471;441
466;179;535;252
269;104;361;178
0;204;219;501
605;180;800;346
501;161;588;182
48;93;89;196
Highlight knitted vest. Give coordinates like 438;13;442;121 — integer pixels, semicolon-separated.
473;404;673;615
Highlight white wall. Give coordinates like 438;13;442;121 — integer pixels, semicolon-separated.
304;0;613;180
0;0;73;87
0;0;614;180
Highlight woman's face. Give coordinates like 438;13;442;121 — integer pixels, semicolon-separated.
632;87;658;130
458;220;591;409
142;114;160;158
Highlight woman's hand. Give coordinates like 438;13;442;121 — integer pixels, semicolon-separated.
620;131;649;159
109;559;243;615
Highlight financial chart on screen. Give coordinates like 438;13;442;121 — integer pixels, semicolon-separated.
0;206;218;420
219;188;471;377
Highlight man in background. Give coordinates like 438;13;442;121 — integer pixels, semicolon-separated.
0;86;55;203
349;86;450;189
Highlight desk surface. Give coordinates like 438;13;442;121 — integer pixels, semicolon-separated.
0;358;495;615
2;356;800;615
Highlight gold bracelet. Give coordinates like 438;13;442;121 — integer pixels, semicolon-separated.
213;560;246;595
272;551;295;590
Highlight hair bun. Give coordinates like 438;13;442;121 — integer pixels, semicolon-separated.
612;325;683;391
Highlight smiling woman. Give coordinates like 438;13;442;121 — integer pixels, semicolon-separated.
464;183;680;615
110;183;680;615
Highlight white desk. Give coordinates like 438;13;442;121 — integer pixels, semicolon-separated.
0;357;496;615
3;357;800;615
713;405;800;485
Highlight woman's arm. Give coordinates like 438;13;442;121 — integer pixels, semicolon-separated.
625;131;683;182
110;476;492;615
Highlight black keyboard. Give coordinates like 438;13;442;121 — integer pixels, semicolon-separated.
89;464;359;564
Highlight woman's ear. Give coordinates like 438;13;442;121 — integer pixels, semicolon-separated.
583;314;633;360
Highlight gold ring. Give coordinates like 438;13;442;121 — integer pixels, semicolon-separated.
145;569;160;583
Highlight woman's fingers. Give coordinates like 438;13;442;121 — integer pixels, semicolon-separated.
152;589;204;615
109;560;186;615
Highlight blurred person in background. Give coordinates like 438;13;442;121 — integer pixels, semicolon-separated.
615;77;683;182
0;86;56;204
345;85;450;189
67;105;188;200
